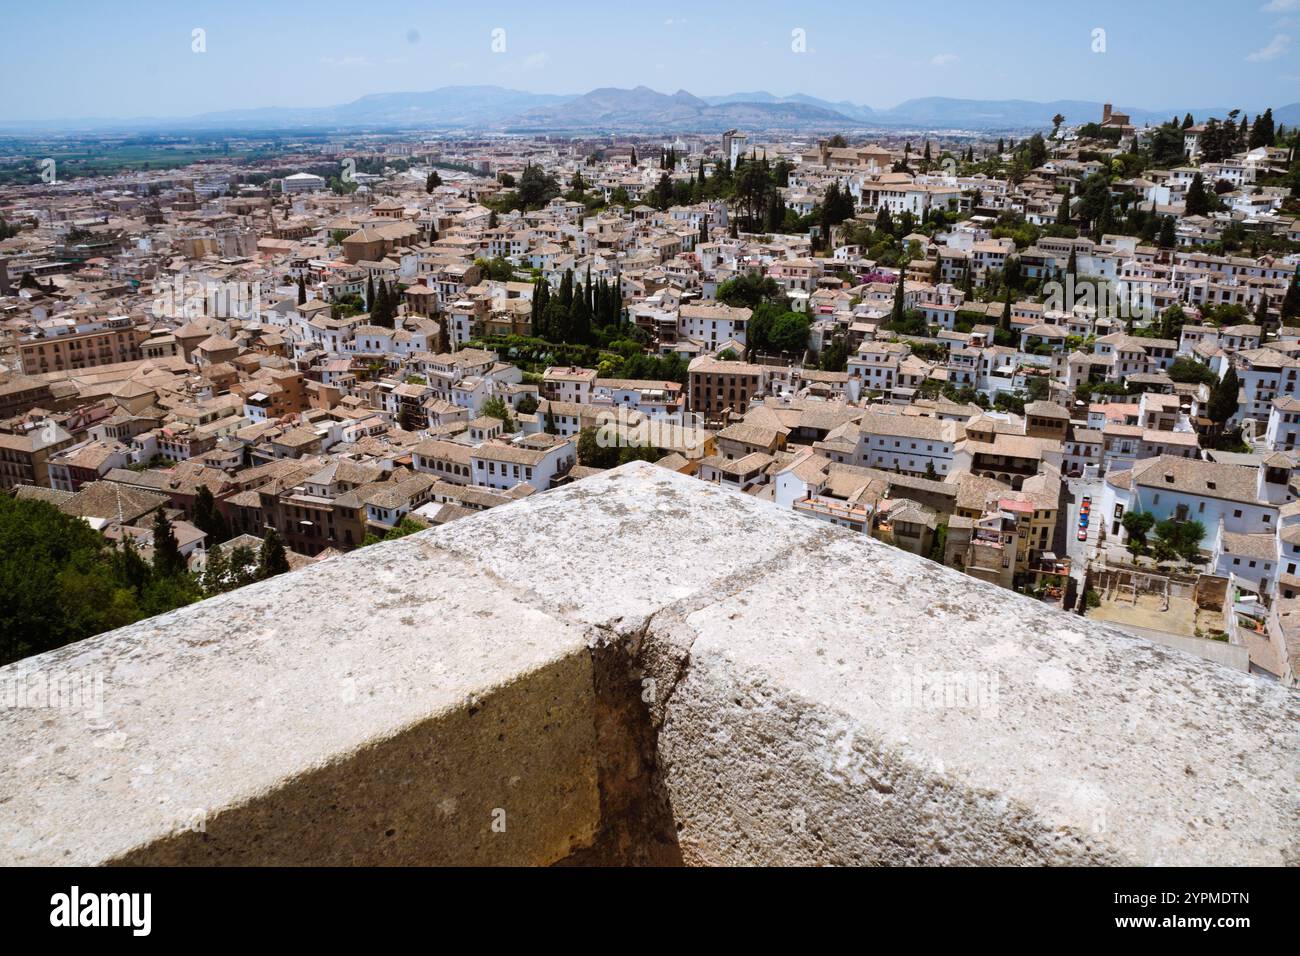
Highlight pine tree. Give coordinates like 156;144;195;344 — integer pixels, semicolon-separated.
258;529;290;579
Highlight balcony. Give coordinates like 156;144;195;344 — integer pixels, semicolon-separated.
0;462;1293;865
795;495;871;524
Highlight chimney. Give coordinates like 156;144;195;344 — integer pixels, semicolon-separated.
1102;103;1112;125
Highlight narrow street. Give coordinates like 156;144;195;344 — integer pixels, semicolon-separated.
1063;474;1104;591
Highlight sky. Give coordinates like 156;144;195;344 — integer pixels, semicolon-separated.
4;0;1299;121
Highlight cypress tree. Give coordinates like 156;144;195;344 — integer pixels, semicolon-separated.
1056;191;1071;225
1280;273;1300;324
1185;173;1210;216
297;275;306;305
1208;367;1240;432
151;510;186;578
258;529;290;578
201;544;228;597
890;273;905;325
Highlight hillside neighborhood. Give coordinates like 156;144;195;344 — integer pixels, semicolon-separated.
2;104;1299;687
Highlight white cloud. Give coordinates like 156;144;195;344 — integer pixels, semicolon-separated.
521;52;550;71
931;53;959;66
665;17;687;27
1246;33;1291;61
1262;1;1299;12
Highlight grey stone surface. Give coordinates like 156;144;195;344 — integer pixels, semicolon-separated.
0;461;1294;866
656;532;1298;865
0;543;599;865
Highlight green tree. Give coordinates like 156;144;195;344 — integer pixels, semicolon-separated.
1208;367;1240;430
576;426;619;469
767;312;811;358
151;510;187;578
201;544;229;597
516;164;560;210
1158;215;1177;249
1184;172;1211;216
1154;518;1206;562
716;273;787;310
191;485;228;545
1281;273;1300;324
0;497;144;664
1122;511;1156;553
228;546;260;589
297;275;307;305
258;529;290;579
481;395;516;431
890;275;906;325
820;335;850;373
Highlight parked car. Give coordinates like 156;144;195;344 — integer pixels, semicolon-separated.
1078;513;1089;528
1077;527;1088;541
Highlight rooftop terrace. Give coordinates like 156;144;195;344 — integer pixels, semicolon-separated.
0;461;1295;865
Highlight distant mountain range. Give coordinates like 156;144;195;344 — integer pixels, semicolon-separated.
4;85;1298;133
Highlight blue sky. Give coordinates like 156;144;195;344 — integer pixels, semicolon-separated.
5;0;1299;120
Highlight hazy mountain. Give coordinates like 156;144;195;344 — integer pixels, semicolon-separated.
190;86;574;129
702;91;876;122
2;86;1289;133
1271;102;1300;126
701;91;782;105
509;86;852;131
